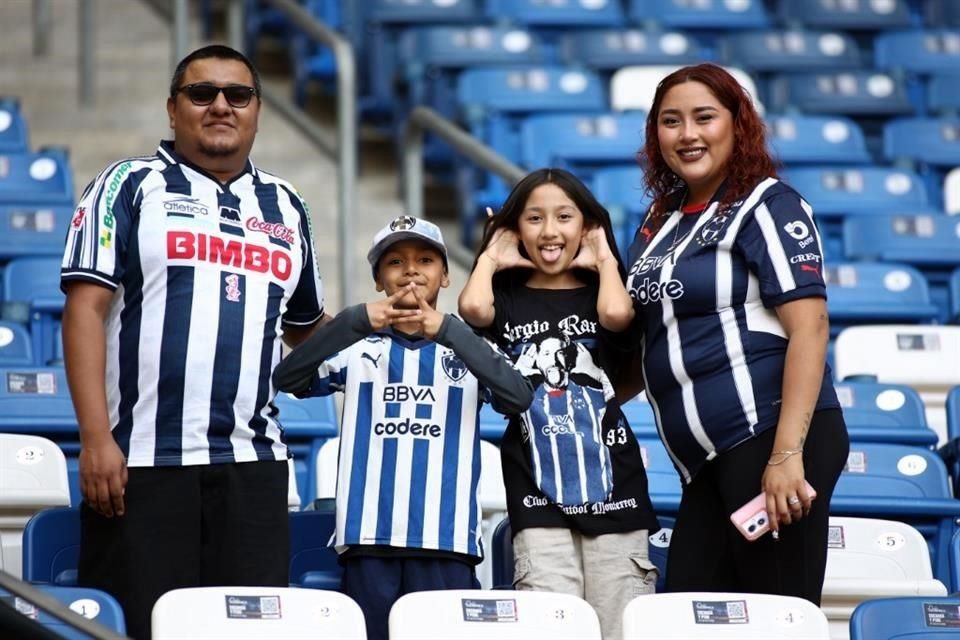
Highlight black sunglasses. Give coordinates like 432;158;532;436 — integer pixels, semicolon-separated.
174;83;258;108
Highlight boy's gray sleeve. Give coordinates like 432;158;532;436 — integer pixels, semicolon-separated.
434;314;534;415
273;304;372;395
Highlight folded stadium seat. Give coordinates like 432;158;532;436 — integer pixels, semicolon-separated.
485;0;625;27
152;586;365;639
0;584;127;638
875;30;960;75
622;592;830;639
842;214;960;322
781;166;935;256
768;70;913;116
621;393;657;438
883;117;960;168
767;115;872;165
290;0;343;108
834;325;960;446
824;262;941;338
944;386;960;496
389;589;601;639
520;112;648;174
719;30;862;74
946;167;960;215
0;97;28;154
834;380;938;448
0;204;73;260
0;320;34;366
287;509;341;591
273;392;338;509
591;165;653;257
397;25;548;176
776;0;912;31
477;440;506;590
558;28;702;71
821;517;948;640
0;149;73;207
829;442;960;591
455;65;607;244
611;65;764;114
0;434;70;579
358;0;479;126
3;256;66;375
626;0;770;30
850;596;960;640
21;506;79;586
927;73;960;115
490;513;672;594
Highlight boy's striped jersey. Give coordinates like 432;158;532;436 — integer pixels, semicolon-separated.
310;332;484;558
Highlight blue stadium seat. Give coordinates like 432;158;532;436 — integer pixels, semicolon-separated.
628;0;769;29
0;584;126;638
635;435;682;516
782;167;932;219
0;320;34;366
766;115;871;164
22;507;79;585
479;403;509;444
842;214;960;267
777;0;911;30
927;73;960;114
3;256;65;366
274;392;338;508
0;97;28;154
834;380;937;448
591;165;653;256
720;30;861;73
769;71;913;115
850;596;960;640
520;113;646;175
944;386;960;495
926;0;960;27
559;29;701;70
621;396;657;438
950;267;960;323
875;30;960;74
0;205;73;259
486;0;624;26
824;263;941;337
830;443;960;588
883;118;960;167
288;509;341;591
0;150;73;206
370;0;477;22
290;0;342;107
953;528;960;596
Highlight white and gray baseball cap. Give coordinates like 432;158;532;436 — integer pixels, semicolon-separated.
367;215;448;274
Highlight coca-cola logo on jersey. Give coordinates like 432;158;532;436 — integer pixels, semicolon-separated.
245;218;296;244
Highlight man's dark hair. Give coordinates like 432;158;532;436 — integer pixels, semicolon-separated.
169;44;261;98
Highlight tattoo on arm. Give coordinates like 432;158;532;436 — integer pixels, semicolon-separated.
798;411;811;449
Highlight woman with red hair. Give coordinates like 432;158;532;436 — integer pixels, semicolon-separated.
622;64;849;603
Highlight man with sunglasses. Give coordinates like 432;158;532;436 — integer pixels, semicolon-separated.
60;45;325;639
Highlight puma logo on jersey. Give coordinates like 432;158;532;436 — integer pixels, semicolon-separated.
361;352;382;367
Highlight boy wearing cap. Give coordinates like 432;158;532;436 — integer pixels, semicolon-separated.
273;215;533;640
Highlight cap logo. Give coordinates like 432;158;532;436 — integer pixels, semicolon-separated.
390;215;416;232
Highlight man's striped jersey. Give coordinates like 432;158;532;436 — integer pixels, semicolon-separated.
309;332;483;558
61;141;324;468
627;178;839;484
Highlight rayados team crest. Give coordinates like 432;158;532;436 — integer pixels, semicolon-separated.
441;352;468;382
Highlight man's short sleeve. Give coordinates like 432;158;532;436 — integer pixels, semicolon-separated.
61;160;144;292
735;191;828;308
280;185;324;325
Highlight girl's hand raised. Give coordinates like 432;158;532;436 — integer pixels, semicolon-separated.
481;228;535;272
572;227;616;272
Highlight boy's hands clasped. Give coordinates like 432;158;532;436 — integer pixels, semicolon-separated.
365;284;445;339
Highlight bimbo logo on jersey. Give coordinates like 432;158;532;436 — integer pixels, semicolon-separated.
167;230;293;280
245;218;296;244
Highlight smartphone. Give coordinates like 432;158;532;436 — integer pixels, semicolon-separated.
729;481;817;541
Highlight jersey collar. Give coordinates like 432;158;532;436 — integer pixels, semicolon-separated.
157;140;256;188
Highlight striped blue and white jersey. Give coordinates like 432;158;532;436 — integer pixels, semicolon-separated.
310;332;483;558
61;141;324;467
627;178;839;484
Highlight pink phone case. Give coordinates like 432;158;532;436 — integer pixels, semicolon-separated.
729;481;817;541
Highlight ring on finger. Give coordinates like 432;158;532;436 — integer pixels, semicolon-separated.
788;496;801;506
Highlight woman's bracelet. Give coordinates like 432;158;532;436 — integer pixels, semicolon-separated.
767;448;803;466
